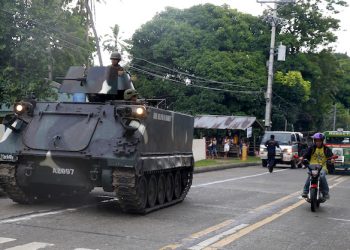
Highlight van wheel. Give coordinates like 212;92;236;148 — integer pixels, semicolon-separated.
262;160;267;167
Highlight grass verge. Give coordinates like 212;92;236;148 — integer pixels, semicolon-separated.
195;156;260;167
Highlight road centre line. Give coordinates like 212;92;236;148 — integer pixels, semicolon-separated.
159;220;235;250
192;169;288;188
188;224;249;250
203;176;349;249
189;219;235;239
159;175;347;250
253;175;340;212
203;199;306;250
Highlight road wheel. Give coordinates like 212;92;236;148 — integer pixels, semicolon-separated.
174;171;182;199
310;188;317;212
137;176;148;210
165;173;174;202
157;174;166;205
262;160;267;167
147;175;157;208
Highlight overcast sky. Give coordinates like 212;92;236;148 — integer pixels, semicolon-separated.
94;0;350;65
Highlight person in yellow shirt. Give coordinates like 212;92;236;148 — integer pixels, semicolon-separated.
300;133;334;199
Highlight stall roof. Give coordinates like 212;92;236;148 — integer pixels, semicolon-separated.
194;115;261;130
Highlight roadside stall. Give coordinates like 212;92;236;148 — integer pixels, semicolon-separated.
193;115;263;159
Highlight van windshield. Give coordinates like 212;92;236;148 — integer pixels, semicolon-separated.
262;132;292;145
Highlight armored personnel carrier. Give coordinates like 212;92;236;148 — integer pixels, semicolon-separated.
0;66;194;213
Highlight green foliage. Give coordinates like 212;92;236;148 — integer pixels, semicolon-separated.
275;71;311;101
131;4;269;117
130;2;349;132
0;0;94;104
277;0;347;53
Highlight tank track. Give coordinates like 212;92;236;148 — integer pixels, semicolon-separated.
0;163;35;204
113;167;193;214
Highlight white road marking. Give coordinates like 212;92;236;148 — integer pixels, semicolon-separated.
188;224;249;250
0;237;16;244
0;208;76;224
327;217;350;222
192;169;288;188
75;248;99;250
5;242;54;250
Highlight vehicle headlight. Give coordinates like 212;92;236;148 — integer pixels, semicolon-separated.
14;101;34;116
135;107;145;116
116;105;147;119
283;148;292;153
15;104;24;112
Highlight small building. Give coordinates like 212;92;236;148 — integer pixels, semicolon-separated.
192;115;263;161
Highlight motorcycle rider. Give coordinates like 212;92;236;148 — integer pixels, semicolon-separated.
300;132;334;199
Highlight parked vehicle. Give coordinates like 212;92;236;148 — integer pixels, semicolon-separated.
259;131;301;168
324;129;350;173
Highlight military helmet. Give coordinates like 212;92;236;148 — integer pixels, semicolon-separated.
124;89;138;100
110;51;121;60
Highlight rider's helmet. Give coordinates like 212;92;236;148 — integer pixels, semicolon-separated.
110;51;121;60
312;132;324;141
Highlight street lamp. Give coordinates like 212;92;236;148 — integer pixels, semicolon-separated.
257;0;295;131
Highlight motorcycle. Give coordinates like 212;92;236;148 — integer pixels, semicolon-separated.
300;155;337;212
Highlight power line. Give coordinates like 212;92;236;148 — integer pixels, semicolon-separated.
131;62;261;90
130;65;262;94
132;57;261;88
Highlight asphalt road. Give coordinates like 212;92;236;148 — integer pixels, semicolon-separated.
0;165;349;250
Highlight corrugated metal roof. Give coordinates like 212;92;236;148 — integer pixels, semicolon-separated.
194;115;257;130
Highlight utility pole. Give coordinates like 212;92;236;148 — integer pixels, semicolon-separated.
257;0;295;131
47;45;53;81
265;3;277;131
333;102;337;130
85;0;103;66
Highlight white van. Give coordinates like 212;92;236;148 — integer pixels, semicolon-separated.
259;131;302;168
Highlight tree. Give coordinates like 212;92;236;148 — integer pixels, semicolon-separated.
129;2;348;132
277;0;348;53
0;0;95;104
130;4;270;116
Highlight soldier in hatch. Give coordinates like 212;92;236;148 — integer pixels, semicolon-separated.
124;89;139;103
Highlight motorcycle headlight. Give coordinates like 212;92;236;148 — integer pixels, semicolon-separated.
311;170;318;176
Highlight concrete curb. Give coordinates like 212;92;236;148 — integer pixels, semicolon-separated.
194;162;261;174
